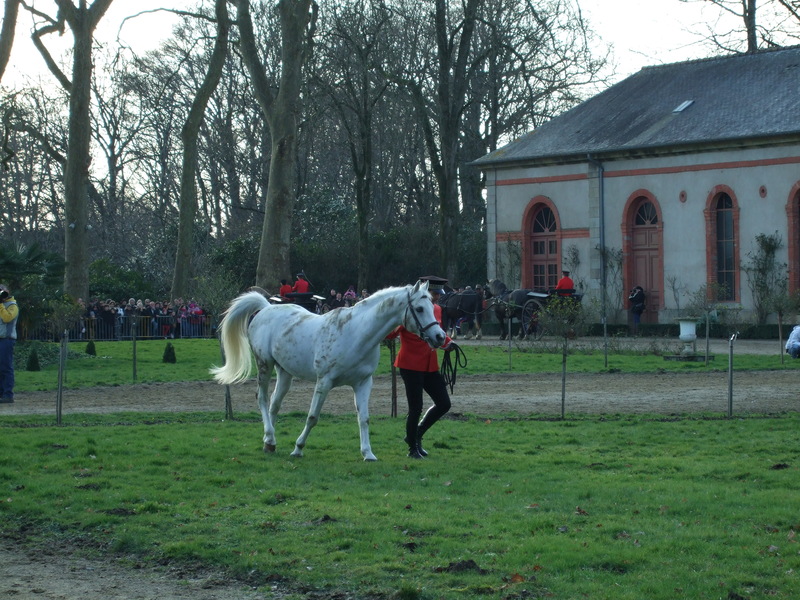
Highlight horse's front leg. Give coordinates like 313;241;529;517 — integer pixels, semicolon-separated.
353;377;377;461
499;317;508;340
291;380;331;458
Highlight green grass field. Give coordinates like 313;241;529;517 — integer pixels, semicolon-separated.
3;337;800;599
1;413;799;599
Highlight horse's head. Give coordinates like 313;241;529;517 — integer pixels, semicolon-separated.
405;281;446;348
485;279;507;299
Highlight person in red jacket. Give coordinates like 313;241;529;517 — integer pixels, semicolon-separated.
278;279;293;299
554;270;574;296
292;272;310;293
386;275;453;459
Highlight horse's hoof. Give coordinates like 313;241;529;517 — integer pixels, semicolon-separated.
363;455;377;462
263;443;276;453
290;449;303;458
476;333;482;340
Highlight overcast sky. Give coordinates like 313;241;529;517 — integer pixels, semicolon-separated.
2;1;740;88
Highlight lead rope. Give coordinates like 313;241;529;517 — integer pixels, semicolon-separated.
440;342;467;393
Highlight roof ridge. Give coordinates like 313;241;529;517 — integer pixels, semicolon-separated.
639;44;800;72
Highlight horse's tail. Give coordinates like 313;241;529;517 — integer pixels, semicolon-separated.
209;291;269;385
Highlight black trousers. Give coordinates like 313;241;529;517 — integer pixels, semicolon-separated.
399;368;451;444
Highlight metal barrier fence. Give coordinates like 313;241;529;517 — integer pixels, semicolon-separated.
23;315;216;342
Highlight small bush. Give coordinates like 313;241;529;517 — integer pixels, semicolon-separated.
162;342;176;364
26;347;41;371
85;340;96;356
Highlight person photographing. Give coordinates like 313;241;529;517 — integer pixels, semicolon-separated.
0;284;19;403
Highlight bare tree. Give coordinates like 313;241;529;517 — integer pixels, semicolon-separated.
235;0;318;289
680;0;800;52
25;0;115;300
171;0;229;300
312;0;392;293
386;0;481;283
536;295;591;419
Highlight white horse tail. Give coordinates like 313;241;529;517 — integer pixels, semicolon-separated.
210;291;269;385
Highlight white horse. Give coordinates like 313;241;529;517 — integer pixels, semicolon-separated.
210;281;445;461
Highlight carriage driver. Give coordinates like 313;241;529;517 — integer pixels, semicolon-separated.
386;275;454;459
554;270;574;296
292;272;310;294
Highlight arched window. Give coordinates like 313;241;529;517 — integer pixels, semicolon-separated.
530;206;558;290
715;193;735;301
635;201;658;225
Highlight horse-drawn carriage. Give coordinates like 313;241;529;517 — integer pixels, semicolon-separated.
484;279;583;340
282;292;324;313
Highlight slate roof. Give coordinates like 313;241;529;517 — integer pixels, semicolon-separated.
474;46;800;167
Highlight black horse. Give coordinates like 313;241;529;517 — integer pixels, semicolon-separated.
484;279;537;340
439;287;483;340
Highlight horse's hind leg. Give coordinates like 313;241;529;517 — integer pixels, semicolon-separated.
464;318;475;340
291;381;331;458
256;368;276;452
258;363;292;453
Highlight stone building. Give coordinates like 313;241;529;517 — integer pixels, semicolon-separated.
474;46;800;324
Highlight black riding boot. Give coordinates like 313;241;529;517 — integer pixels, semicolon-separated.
405;433;428;457
415;404;449;457
405;421;425;459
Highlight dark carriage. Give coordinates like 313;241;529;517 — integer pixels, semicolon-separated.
518;290;583;340
485;279;582;340
281;292;324;312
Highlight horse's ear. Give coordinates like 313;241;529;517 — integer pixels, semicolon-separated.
412;280;422;294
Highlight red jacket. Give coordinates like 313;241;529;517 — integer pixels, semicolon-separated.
386;303;451;372
555;276;574;295
292;278;310;293
279;284;293;298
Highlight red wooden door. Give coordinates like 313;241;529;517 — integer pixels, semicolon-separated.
631;201;660;322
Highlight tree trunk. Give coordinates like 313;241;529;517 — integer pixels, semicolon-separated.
62;20;93;300
0;0;20;82
59;0;114;301
256;113;297;288
746;0;758;53
417;0;480;284
237;0;315;290
171;0;229;300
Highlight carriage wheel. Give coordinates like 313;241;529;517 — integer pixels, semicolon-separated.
521;298;545;340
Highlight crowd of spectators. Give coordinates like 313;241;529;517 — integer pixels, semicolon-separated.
73;297;211;341
319;285;369;311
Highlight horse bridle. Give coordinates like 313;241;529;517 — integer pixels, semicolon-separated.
405;290;440;343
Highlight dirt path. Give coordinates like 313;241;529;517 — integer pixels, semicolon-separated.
1;336;797;599
3;368;798;418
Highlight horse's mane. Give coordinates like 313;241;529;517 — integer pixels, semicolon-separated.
352;284;428;317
